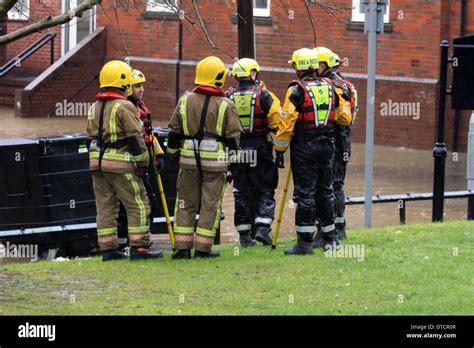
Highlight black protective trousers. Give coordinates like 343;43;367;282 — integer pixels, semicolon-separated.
291;128;336;241
233;136;278;234
333;125;351;228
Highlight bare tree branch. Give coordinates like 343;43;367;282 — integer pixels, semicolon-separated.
0;0;18;19
0;0;101;45
191;0;216;48
112;0;129;54
304;0;318;47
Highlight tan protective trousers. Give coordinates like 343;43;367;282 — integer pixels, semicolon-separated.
173;168;227;252
92;170;151;251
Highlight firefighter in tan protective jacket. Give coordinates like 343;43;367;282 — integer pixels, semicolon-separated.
87;60;164;261
167;56;242;259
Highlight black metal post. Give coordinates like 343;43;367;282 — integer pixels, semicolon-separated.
452;0;467;153
432;40;449;222
175;20;183;105
50;37;55;65
468;196;474;220
237;0;255;59
399;200;406;225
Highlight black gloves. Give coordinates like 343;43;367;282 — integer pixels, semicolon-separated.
227;164;237;184
156;154;165;173
275;151;285;168
135;167;147;178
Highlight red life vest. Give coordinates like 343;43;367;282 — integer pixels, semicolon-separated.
289;78;336;129
227;83;268;134
134;99;153;148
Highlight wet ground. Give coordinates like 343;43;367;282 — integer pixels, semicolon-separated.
1;107;469;246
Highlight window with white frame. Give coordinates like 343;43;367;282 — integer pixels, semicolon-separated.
146;0;178;13
351;0;389;23
254;0;270;17
8;0;30;21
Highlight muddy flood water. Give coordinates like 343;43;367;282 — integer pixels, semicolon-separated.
0;106;470;246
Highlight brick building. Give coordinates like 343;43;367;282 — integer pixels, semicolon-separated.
2;0;474;151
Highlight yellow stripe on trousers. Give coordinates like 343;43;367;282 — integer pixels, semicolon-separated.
212;172;227;232
126;173;147;227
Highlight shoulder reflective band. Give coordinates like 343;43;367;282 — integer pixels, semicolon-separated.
109;102;121;143
351;85;359;125
305;82;333;127
180;96;189;136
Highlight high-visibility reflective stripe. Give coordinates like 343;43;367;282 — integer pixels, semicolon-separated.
274;138;289;147
180;96;189;135
335;217;345;224
133;151;149;162
174;226;194;234
196;227;215;237
255;217;272;225
167;147;179;155
90;150;131;161
295;225;316;233
216;102;227;136
128;226;150;234
321;224;336;233
235;224;252;232
118;238;128;244
351;85;359;126
110;102;121;142
173;168;182;230
180;148;224;159
126;174;147;227
97;227;117;236
212;172;227;231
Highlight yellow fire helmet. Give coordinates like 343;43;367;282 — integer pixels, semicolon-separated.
333;52;341;67
315;47;337;68
128;69;146;96
232;58;260;78
195;56;228;88
99;60;132;91
289;48;319;71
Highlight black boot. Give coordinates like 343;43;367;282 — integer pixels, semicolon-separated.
312;231;324;249
102;249;128;262
194;250;220;258
118;243;128;252
336;226;347;240
255;226;272;246
239;231;256;247
284;234;314;256
323;231;340;251
171;249;192;260
130;247;164;260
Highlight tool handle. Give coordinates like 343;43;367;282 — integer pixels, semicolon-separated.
272;163;292;249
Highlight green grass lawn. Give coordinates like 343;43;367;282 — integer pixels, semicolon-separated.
1;221;473;315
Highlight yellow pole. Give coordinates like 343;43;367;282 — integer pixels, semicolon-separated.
156;172;175;249
272;163;291;249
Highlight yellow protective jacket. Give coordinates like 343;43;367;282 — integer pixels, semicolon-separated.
274;76;352;152
87;92;149;173
259;80;283;132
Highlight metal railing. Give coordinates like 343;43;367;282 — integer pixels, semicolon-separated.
0;32;56;77
346;190;474;224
